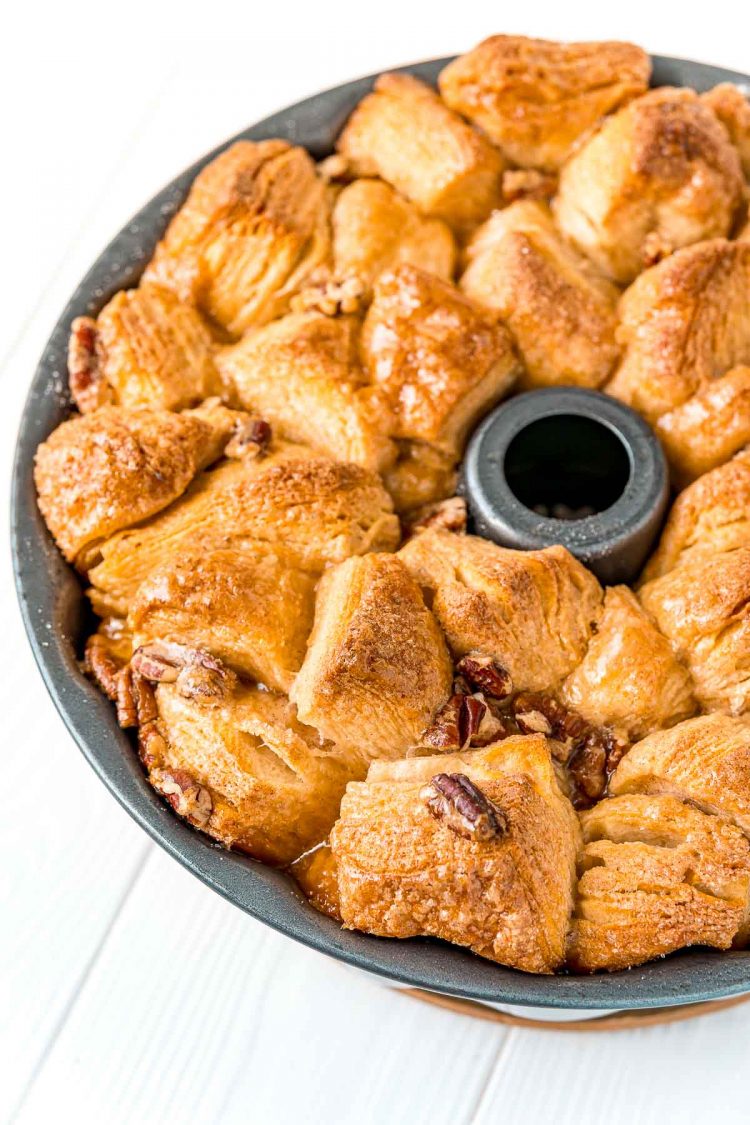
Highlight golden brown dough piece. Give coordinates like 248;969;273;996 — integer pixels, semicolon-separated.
331;736;580;973
129;544;316;694
336;73;504;234
34;403;239;568
382;441;459;514
460;201;619;390
610;714;750;838
148;683;353;865
291;554;452;764
568;794;750;972
607;239;750;482
639;547;750;714
701;83;750;178
398;529;602;692
560;586;696;742
361;265;518;457
641;450;750;581
68;286;222;413
439;36;650;172
554;89;744;284
217;312;395;472
332;179;456;292
142;140;330;336
88;449;400;617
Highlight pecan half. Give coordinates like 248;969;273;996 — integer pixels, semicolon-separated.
421;694;464;751
68;316;112;413
115;666;158;729
225;417;272;459
83;633;122;700
420;773;508;842
151;767;213;828
131;641;237;702
455;653;512;700
403;497;467;538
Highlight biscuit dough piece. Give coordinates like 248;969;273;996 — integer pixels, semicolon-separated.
382;441;458;514
149;683;352;865
291;554;453;764
398;529;602;692
610;714;750;838
336;73;504;234
217;312;396;472
639;547;750;714
554;89;744;284
641;450;750;581
332;179;456;292
331;736;580;973
88;449;400;616
142;140;330;336
568;794;750;972
68;285;222;413
361;265;519;457
129;544;317;694
34;402;240;568
439;36;650;171
560;586;696;742
701;83;750;178
460;201;619;390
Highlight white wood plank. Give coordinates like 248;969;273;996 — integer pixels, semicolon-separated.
16;847;506;1125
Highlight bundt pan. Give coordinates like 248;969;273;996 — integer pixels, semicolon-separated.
12;53;750;1010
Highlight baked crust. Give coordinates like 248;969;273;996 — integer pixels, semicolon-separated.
439;36;650;171
460;201;619;390
701;83;750;178
398;529;602;692
332;179;456;292
34;403;239;567
143;140;330;335
554;89;744;284
331;736;580;972
291;553;453;764
217;311;396;471
569;794;750;972
361;264;519;457
336;73;504;234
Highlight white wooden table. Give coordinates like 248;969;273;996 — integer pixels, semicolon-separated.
3;6;750;1121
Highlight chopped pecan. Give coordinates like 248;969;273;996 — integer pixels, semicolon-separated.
83;633;122;700
455;653;512;700
131;641;237;702
403;496;468;538
291;272;366;317
225;417;272;459
419;690;512;752
420;773;508;842
502;168;558;204
138;722;168;768
151;767;213;828
68;316;112;413
421;694;464;751
470;698;512;747
512;692;589;750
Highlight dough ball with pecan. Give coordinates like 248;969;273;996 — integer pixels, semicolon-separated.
290;553;453;764
129;543;317;694
148;683;354;865
34;403;241;568
460;201;620;390
554;88;744;284
68;285;223;414
142;140;330;336
439;36;650;171
361;264;519;458
331;736;580;973
560;586;696;742
332;179;456;293
88;447;400;617
217;311;396;472
398;529;602;693
568;794;750;972
336;73;504;234
610;713;750;838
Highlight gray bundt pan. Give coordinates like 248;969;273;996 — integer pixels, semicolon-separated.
12;54;750;1009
